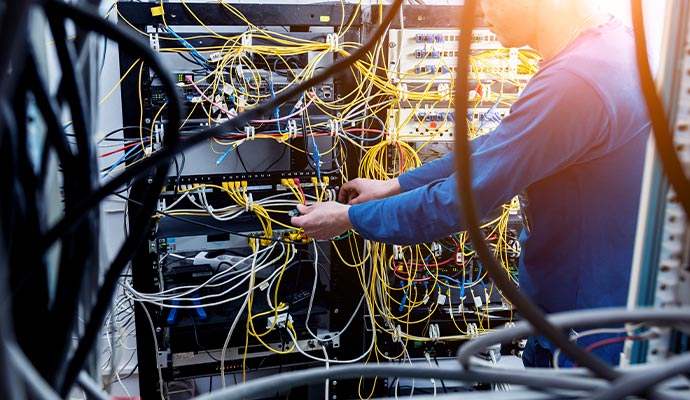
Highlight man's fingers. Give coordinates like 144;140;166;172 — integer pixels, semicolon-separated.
296;203;309;214
337;188;349;203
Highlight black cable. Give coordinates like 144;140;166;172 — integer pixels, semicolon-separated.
40;2;182;395
189;311;221;362
234;144;250;172
40;0;181;251
119;363;138;381
24;53;74;164
47;0;395;394
432;354;448;394
44;8;99;387
631;0;690;218
96;126;152;144
262;142;288;172
0;2;32;116
172;153;185;195
0;90;25;400
40;0;406;252
452;0;619;381
5;54;80;328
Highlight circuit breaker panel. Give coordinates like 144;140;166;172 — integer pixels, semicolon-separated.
114;3;536;398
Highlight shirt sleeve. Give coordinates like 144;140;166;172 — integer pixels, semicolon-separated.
349;68;611;245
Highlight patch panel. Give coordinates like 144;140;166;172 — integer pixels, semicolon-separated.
387;107;456;142
415;32;445;43
388;105;510;142
388;28;535;83
148;71;334;122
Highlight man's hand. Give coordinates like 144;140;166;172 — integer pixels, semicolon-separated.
338;177;402;204
290;202;353;240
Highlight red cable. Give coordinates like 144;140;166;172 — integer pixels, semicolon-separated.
293;178;306;205
99;140;142;158
572;335;648;367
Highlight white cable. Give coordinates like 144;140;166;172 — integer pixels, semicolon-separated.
424;352;437;397
285;325;373;364
322;345;330;400
304;240;322;341
220;238;259;388
123;243;277;302
552;324;644;369
265;242;295;310
138;298;165;400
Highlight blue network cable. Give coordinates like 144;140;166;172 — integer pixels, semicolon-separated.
165;26;209;71
102;142;145;177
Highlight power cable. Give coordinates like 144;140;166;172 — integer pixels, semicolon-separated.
631;0;690;218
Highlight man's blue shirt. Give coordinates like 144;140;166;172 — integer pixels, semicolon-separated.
348;17;650;361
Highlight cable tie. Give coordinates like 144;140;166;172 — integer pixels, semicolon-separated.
397;82;408;101
244;125;255;140
438;83;451;101
333;118;340;137
393;245;403;260
243;192;253;212
240;31;253;57
150;6;164;17
326;33;339;52
287;119;298;138
391;324;401;343
149;32;160;52
386;111;398;145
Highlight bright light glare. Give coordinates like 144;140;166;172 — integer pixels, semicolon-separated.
598;0;632;23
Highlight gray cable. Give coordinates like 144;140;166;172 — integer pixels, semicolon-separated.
77;371;110;400
5;342;61;400
457;307;690;367
192;363;607;400
375;390;583;400
588;352;690;400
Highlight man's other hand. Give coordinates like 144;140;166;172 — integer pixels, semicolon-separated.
290;202;353;240
338;177;402;204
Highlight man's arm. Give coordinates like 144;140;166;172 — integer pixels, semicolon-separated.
294;68;611;244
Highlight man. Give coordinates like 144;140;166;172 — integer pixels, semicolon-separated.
292;0;651;368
